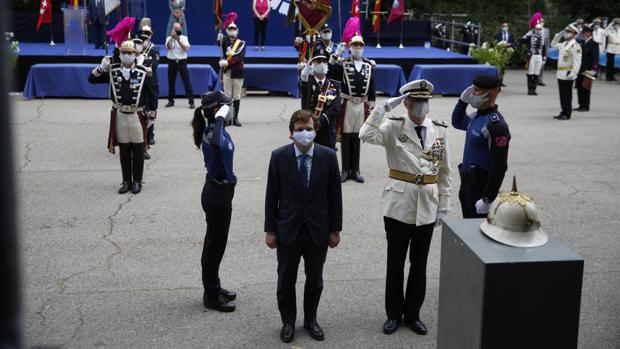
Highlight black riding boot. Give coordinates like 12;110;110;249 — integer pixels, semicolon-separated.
118;143;132;194
351;133;364;183
130;142;145;194
531;75;539;95
340;133;351;182
233;100;242;127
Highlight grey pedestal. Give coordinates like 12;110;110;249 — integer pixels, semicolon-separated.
437;219;584;349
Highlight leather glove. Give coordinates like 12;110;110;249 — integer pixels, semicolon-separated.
475;199;492;215
384;94;408;112
99;56;111;72
435;209;449;227
218;59;228;68
214;104;230;120
335;42;346;56
216;31;224;42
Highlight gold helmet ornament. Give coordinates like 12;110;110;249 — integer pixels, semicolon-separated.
119;40;136;53
480;177;548;248
349;34;365;47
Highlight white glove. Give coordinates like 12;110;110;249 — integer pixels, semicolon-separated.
459;85;474;104
294;37;303;45
384;94;408;112
367;100;375;109
99;56;111;72
335;42;346;56
225;47;232;56
435;209;449;227
214;104;230;120
218;59;228;68
301;63;313;80
217;31;224;42
475;199;492;215
297;61;307;71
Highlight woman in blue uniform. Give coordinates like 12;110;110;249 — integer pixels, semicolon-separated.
191;91;237;312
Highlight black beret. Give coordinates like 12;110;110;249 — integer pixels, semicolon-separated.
473;74;501;89
201;90;233;110
581;25;593;33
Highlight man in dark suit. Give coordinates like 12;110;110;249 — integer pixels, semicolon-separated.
575;25;599;112
495;21;516;48
87;0;107;49
264;109;343;343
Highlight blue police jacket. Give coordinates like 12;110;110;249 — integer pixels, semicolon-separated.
202;118;236;182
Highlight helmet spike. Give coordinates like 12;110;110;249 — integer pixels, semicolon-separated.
511;175;518;194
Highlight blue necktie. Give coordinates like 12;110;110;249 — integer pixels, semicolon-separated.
299;154;309;192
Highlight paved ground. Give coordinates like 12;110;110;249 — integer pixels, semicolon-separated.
11;70;620;348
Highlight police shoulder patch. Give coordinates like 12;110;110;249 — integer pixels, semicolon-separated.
489;113;500;123
432;119;448;127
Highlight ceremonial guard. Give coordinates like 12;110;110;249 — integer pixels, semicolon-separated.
451;75;510;218
551;24;581;120
359;80;452;336
217;16;245;127
575;26;599;112
88;40;151;194
604;18;620;81
299;47;342;150
317;23;337;54
521;24;546;95
136;24;160;152
329;34;376;183
591;18;607;53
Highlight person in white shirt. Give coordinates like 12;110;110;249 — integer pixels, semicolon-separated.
591;18;607;53
165;22;194;108
551;24;582;120
604;18;620;81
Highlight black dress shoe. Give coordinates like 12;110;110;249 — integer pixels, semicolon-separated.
131;181;142;194
189;103;195;109
204;293;236;312
280;323;294;343
144;152;150;160
165;101;174;108
538;82;546;86
575;107;589;112
340;171;350;183
553;114;564;119
411;319;428;335
304;321;324;341
219;288;236;301
118;182;130;194
383;319;401;335
233;118;242;127
353;171;365;183
556;114;571;120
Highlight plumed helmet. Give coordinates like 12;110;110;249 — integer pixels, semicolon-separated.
349;34;365;46
480;177;548;248
201;90;233;110
118;40;136;53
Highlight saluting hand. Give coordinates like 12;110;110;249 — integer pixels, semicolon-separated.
328;232;340;248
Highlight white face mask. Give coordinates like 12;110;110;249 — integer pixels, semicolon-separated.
501;26;508;32
313;62;328;75
292;130;316;146
563;32;574;40
135;44;143;53
120;53;135;66
470;91;489;108
350;47;364;59
409;100;429;119
321;32;332;41
227;30;238;38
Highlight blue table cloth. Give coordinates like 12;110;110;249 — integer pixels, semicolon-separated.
547;47;619;67
408;64;498;95
23;63;218;98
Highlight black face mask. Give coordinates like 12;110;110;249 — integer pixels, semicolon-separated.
176;30;183;36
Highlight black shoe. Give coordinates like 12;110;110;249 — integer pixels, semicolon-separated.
501;82;506;87
144;152;150;160
204;293;236;312
233;118;242;127
353;171;365;183
304;320;325;341
165;101;174;108
538;82;546;86
411;319;428;335
383;319;401;335
118;182;130;194
189;103;195;109
280;323;294;343
575;107;589;112
557;114;571;120
340;171;350;183
553;114;564;119
131;181;142;194
219;288;236;301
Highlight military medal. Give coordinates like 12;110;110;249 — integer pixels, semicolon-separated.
399;134;408;142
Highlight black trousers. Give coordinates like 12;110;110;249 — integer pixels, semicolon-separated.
606;53;616;81
253;18;268;47
384;217;434;321
277;225;328;324
167;59;194;104
201;178;235;293
340;133;361;174
89;19;105;48
557;79;574;117
458;164;488;219
118;143;144;184
575;75;591;109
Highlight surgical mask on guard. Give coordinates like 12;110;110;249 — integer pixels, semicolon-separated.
120;54;135;65
313;63;328;75
410;100;429;118
321;32;332;41
292;130;316;146
350;47;364;59
470;92;489;108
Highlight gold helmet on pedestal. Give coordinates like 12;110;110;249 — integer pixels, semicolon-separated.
480;177;548;248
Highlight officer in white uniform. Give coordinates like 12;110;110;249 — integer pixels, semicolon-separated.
551;24;582;120
359;80;452;336
604;18;620;81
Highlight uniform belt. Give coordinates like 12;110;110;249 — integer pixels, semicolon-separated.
340;93;368;104
557;66;574;71
389;169;437;185
114;104;143;113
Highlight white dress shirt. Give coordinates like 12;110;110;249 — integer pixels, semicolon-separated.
166;35;190;60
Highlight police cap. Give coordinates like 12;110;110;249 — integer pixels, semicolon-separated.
201;90;233;110
473;74;501;89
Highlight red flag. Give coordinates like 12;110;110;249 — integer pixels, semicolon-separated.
351;0;360;17
297;0;332;33
213;0;223;29
372;0;382;33
387;0;405;25
36;0;52;31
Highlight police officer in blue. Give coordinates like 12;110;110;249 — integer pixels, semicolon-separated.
452;75;511;218
191;90;238;312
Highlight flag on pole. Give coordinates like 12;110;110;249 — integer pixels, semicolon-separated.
213;0;223;29
105;0;121;16
297;0;332;34
372;0;382;33
36;0;52;31
351;0;360;17
387;0;404;25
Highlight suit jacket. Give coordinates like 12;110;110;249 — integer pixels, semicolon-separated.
495;31;516;47
579;38;599;72
264;143;342;246
87;0;106;23
299;78;342;148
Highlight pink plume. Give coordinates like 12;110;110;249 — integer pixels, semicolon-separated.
529;12;542;29
342;17;361;44
106;17;136;47
223;12;238;29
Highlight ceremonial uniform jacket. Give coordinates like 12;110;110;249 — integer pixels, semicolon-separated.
299;77;342;148
359;109;452;225
593;27;607;52
605;25;620;54
330;58;376;102
88;60;148;110
220;36;246;79
451;102;510;203
579;38;600;73
522;30;546;56
551;35;582;80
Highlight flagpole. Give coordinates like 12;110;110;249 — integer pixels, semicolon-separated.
337;0;342;40
376;18;381;48
398;18;404;49
49;14;55;46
